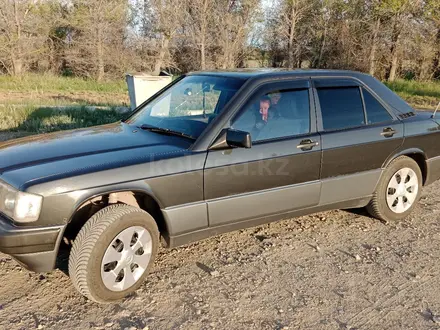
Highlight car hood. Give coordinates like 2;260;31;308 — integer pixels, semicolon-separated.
0;122;192;186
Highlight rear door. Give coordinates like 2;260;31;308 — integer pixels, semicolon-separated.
204;79;322;227
313;78;404;205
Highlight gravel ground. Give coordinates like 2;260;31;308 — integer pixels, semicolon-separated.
2;181;440;330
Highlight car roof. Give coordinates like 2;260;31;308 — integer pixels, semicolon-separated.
187;68;367;80
188;68;415;116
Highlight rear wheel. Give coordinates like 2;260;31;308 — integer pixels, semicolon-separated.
68;204;159;303
367;156;422;222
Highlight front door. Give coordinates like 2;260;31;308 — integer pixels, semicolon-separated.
204;79;322;226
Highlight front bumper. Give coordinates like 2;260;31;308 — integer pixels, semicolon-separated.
0;214;64;272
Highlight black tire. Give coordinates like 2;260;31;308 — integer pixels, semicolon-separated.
366;156;422;222
68;204;159;303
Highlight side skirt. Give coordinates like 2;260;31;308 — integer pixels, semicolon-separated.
166;196;372;248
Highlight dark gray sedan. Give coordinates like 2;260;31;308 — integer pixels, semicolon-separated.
0;69;439;303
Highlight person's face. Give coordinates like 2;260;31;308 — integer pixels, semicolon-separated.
260;100;270;121
270;93;281;105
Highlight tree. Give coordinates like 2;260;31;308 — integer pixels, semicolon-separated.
0;0;56;75
185;0;216;70
426;0;440;79
214;0;260;69
313;0;335;69
365;0;384;76
0;0;439;83
144;0;188;75
66;0;129;81
378;0;422;81
278;0;311;68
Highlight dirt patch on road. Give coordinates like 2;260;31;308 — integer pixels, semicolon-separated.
2;181;440;329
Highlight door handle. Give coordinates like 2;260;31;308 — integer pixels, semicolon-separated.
381;127;397;138
297;139;319;151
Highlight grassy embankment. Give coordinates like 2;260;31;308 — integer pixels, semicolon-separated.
384;79;440;110
0;74;438;138
0;74;129;137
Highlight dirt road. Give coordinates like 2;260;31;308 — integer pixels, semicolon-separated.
2;181;440;330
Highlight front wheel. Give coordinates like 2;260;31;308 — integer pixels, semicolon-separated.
68;204;159;303
367;156;422;222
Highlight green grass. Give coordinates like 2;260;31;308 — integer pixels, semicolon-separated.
0;75;128;137
0;104;124;134
0;73;129;108
385;79;440;110
385;79;440;98
0;73;127;93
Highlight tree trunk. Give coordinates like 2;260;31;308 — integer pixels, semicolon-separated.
96;27;105;81
200;0;208;70
47;38;56;74
154;35;170;75
11;0;23;76
419;55;432;81
11;56;23;76
432;27;440;80
201;39;206;70
386;18;401;82
221;20;230;69
296;42;302;68
316;23;327;68
388;46;399;82
287;5;296;69
369;17;380;76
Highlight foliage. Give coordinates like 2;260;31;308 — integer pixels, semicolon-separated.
0;0;439;83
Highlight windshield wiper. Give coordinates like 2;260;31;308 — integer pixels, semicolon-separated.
140;124;196;140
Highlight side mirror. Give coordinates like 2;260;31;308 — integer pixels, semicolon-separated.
226;129;252;149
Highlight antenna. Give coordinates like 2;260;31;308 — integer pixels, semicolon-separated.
432;101;440;119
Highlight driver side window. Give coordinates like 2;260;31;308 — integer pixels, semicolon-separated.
231;89;310;142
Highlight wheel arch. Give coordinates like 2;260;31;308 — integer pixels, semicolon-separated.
59;189;169;257
383;148;428;185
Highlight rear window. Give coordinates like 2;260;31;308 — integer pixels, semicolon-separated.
361;75;414;114
362;88;392;124
317;87;365;131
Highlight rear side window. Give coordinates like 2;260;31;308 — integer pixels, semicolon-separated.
362;88;392;124
317;87;365;131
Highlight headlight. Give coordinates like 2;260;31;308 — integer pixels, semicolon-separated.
0;181;43;223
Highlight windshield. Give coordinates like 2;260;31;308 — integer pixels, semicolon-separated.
126;75;245;139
